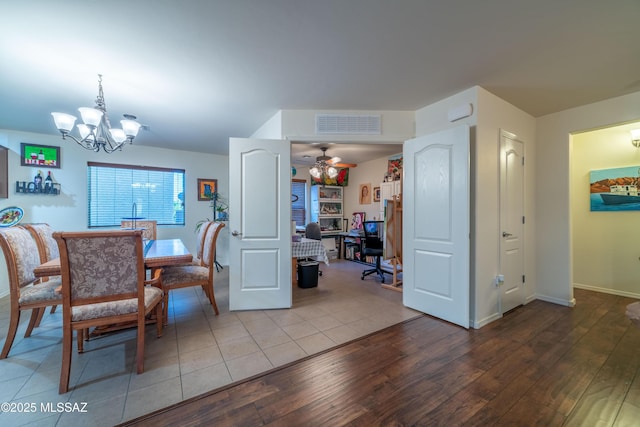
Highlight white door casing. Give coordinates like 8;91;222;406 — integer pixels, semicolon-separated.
402;125;470;328
499;130;525;313
228;137;292;310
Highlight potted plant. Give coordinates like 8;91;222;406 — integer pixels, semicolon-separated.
196;191;228;232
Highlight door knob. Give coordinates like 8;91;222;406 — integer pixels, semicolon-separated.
231;230;242;237
502;231;512;238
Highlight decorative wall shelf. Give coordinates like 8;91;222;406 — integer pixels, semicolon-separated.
15;181;61;195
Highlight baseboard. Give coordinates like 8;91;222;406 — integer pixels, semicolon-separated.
573;283;640;300
472;312;502;329
535;293;575;307
0;289;8;299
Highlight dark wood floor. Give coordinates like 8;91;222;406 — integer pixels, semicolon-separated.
121;289;640;426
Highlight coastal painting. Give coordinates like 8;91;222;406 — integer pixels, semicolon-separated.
590;166;640;211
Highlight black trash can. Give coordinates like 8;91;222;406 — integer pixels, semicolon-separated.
297;261;319;288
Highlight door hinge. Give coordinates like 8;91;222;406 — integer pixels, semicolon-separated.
522;157;525;166
522;216;525;224
522;275;525;283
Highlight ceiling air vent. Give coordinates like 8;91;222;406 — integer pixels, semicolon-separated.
315;114;381;135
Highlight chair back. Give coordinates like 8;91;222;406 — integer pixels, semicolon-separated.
363;221;384;251
196;220;214;262
54;230;144;305
0;226;41;291
202;222;225;269
305;222;322;240
121;220;157;240
23;223;59;263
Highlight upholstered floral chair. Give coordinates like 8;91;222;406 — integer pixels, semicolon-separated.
120;220;157;241
23;223;61;317
54;230;164;394
0;226;62;359
160;222;225;322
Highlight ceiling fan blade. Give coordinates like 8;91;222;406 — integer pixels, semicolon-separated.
328;156;342;164
332;162;357;168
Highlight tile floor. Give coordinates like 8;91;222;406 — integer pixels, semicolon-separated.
0;259;418;426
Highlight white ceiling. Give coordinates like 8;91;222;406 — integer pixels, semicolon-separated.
1;1;638;165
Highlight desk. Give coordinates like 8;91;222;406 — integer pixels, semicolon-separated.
34;238;193;278
337;231;364;259
292;238;329;286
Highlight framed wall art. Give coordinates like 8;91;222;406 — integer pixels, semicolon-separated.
590;166;640;211
20;143;60;168
197;178;217;201
373;186;380;202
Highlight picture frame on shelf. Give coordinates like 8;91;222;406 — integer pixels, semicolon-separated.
197;178;217;201
20;143;60;168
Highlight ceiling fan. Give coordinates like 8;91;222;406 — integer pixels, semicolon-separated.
315;147;357;168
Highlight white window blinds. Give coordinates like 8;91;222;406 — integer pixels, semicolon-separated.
88;162;185;227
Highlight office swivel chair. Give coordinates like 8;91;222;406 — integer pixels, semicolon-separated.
361;221;389;283
304;222;323;276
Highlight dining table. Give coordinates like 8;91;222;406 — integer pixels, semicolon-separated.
291;237;329;286
33;238;193;278
33;238;193;336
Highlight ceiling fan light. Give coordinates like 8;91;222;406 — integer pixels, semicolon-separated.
78;107;103;127
51;112;77;132
310;165;322;179
326;166;338;178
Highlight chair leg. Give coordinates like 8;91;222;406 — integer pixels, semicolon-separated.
206;282;219;315
136;315;145;374
24;308;41;338
163;292;169;326
155;303;163;338
1;309;21;359
34;306;46;328
50;305;57;314
76;329;85;353
59;324;73;394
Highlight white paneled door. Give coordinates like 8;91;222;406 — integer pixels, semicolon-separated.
402;126;470;328
499;130;525;313
228;138;292;310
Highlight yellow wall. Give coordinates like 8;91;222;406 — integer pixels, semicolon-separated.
571;123;640;297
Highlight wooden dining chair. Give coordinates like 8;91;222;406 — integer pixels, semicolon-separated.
120;220;157;240
0;226;63;359
54;230;164;394
160;222;225;322
23;223;60;317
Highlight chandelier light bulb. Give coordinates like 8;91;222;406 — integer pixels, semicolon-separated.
51;112;76;133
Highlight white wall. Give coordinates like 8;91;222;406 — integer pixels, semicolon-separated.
571;123;640;298
536;91;640;306
344;156;397;225
0;129;229;297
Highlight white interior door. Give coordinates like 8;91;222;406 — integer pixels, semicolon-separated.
402;125;470;328
499;130;525;313
228;137;292;310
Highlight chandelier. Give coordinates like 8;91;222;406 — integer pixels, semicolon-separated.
309;147;339;179
51;75;142;153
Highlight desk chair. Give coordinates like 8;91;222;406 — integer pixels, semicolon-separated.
304;222;323;277
361;221;389;283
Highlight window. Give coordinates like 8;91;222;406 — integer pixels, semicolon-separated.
88;162;185;228
292;179;307;227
